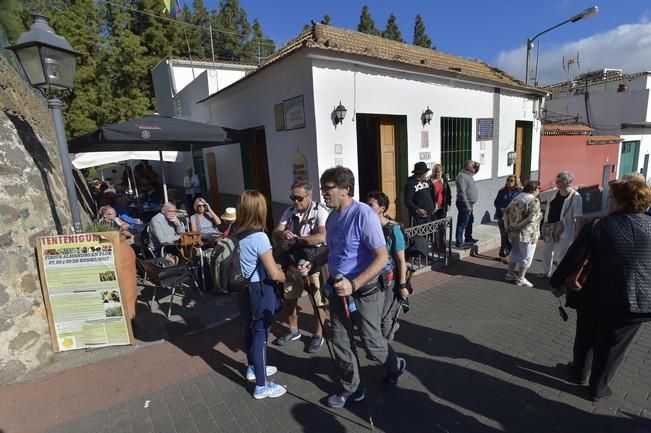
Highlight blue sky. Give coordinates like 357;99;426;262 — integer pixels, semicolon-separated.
204;0;651;85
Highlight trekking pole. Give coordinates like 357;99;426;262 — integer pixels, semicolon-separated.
335;274;375;431
298;260;337;369
390;265;413;338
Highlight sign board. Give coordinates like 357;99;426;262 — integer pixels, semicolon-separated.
476;118;494;141
419;152;431;160
292;152;308;181
36;232;133;352
274;103;285;131
284;96;305;130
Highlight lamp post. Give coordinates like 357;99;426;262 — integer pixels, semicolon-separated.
525;6;598;86
9;14;83;233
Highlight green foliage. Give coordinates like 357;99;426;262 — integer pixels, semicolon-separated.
382;13;403;42
0;0;24;42
13;0;277;138
357;5;380;36
321;15;331;25
413;15;433;49
85;221;120;233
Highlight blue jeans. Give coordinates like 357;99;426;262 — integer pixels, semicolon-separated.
239;281;281;386
455;202;474;245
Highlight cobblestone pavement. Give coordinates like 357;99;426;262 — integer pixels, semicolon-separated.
2;249;650;433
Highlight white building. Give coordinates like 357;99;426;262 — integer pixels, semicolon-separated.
545;70;651;180
154;25;546;226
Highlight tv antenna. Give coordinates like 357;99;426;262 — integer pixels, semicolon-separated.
562;52;581;82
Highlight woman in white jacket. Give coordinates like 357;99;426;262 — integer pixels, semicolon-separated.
538;171;583;278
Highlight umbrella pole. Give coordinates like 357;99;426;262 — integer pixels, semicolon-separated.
129;160;139;198
160;150;169;203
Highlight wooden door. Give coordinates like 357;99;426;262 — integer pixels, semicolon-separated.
514;124;524;180
206;152;221;212
379;123;397;219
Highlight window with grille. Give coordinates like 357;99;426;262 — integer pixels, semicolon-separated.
440;117;472;178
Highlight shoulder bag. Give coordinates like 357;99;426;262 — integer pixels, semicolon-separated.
541;191;575;243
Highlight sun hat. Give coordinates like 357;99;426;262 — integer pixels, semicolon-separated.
412;161;429;174
221;207;237;222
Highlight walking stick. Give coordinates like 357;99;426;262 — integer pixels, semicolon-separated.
297;260;337;369
336;274;375;431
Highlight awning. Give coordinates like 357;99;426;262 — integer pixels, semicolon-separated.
71;151;181;169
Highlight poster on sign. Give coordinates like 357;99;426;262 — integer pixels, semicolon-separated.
36;232;133;352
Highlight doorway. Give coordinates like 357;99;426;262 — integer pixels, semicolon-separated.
514;121;533;183
618;140;640;178
356;114;408;222
240;128;274;229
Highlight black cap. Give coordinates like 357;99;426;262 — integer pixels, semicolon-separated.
412;161;429;174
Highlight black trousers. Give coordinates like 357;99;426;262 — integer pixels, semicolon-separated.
573;305;644;396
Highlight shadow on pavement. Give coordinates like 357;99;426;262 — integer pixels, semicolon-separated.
396;321;650;433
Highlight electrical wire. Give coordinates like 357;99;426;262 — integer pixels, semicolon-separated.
98;0;278;48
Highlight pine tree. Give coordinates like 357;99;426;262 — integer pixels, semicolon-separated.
212;0;252;61
184;0;210;59
247;18;275;63
382;13;403;42
357;5;380;36
321;15;331;25
412;14;432;49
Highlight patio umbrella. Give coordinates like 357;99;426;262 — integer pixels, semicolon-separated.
68;115;249;202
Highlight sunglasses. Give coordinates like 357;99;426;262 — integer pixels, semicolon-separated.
197;204;206;208
289;195;307;202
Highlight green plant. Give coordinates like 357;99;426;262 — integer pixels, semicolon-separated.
84;221;119;233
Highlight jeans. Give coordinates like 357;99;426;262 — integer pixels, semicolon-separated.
239;282;280;386
455;202;474;246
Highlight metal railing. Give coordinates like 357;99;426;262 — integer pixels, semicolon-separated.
405;216;453;271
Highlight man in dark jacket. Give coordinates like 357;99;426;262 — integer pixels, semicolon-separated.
404;162;435;226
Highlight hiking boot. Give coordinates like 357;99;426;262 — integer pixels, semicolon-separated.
505;272;517;281
326;388;365;409
382;357;407;388
275;329;301;346
515;277;534;288
590;386;612;402
253;381;286;399
246;365;278;382
307;335;324;353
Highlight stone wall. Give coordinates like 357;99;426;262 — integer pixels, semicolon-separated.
0;53;84;384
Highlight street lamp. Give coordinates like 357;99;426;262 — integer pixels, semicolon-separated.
525;6;599;85
9;14;83;233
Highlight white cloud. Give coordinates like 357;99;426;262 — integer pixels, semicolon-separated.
495;21;651;86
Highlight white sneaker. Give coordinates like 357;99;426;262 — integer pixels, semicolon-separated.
505;273;517;281
253;380;286;399
516;277;534;288
246;365;277;382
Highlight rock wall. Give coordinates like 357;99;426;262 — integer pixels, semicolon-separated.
0;53;84;384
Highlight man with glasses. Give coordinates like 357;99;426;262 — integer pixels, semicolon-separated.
299;167;406;409
272;181;329;353
148;202;183;251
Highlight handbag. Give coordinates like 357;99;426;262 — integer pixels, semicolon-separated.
563;256;591;292
541;190;576;243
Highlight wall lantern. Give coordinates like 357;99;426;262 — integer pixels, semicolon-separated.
507;151;517;166
9;14;83;233
421;106;434;126
333;101;347;125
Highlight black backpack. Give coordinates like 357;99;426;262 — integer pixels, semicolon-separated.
211;229;261;293
383;221;428;263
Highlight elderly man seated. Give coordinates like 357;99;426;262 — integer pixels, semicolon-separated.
148;202;183;251
99;205;133;240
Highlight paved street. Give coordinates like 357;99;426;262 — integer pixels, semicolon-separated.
1;249;650;433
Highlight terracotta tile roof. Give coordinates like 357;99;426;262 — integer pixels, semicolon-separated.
542;123;592;135
200;24;545;101
587;135;623;144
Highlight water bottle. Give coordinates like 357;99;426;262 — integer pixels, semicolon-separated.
335;273;356;313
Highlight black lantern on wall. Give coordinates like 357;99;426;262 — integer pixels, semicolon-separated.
421;106;434;126
333;101;347;125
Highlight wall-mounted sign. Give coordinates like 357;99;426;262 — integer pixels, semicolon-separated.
36;232;133;352
334;143;343;155
477;118;494;141
292;151;308;181
284;95;305;130
421;131;429;148
419;152;431;160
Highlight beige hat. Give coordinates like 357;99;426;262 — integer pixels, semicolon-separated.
221;207;237;222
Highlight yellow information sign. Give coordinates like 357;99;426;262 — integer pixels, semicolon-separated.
36;232;133;352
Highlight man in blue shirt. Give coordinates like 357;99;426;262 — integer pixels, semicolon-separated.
301;167;406;409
